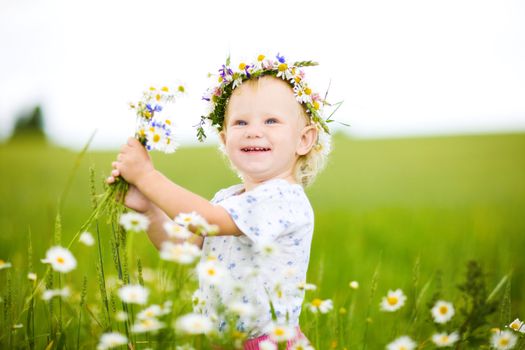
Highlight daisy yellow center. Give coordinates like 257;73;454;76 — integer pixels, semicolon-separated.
278;63;288;72
313;101;320;110
312;298;322;307
399;347;407;350
304;87;312;95
257;54;265;61
387;296;398;305
161;86;169;92
439;306;448;314
207;268;216;276
56;257;65;264
274;328;285;336
156;94;161;101
441;335;449;343
165;119;171;125
153;134;161;143
131;219;139;226
149;86;156;91
178;85;185;93
510;322;520;330
0;259;4;265
239;63;246;70
499;338;509;346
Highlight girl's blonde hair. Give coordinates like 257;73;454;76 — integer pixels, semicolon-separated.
221;76;331;188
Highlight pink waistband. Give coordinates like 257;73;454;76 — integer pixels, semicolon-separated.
244;326;308;350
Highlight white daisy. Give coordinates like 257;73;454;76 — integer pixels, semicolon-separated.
131;317;165;333
259;340;277;350
42;287;70;301
308;298;333;314
174;211;204;228
297;282;317;291
41;246;77;273
431;300;455;324
163;221;192;240
227;301;255;318
380;289;407;312
118;284;149;305
97;332;128;350
79;231;95;246
197;260;226;285
176;344;196;350
386;335;417;350
27;272;37;281
160;241;201;265
12;324;23;329
432;331;460;347
115;311;128;322
508;318;525;333
174;313;213;335
0;259;12;270
265;323;296;342
119;212;150;232
349;281;359;289
491;330;517;350
137;304;163;320
290;338;314;350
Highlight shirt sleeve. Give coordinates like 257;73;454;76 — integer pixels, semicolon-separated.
217;182;306;244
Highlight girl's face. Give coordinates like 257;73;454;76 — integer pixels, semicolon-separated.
220;76;317;184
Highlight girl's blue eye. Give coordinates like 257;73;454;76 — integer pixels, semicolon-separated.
235;120;247;126
266;118;278;124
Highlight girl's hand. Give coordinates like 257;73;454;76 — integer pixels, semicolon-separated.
123;184;152;213
109;137;155;186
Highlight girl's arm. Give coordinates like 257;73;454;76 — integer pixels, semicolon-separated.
136;169;242;238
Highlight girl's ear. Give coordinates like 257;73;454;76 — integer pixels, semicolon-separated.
296;125;318;156
219;130;227;146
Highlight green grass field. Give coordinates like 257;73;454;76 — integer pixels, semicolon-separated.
1;132;524;349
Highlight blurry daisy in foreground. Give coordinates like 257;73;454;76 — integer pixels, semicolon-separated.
259;340;277;350
431;300;455;324
118;284;149;305
97;332;128;350
297;281;317;291
265;323;296;342
27;272;37;281
490;330;517;350
119;212;150;232
79;231;95;246
175;313;213;335
197;259;227;285
349;281;359;289
131;317;165;333
160;241;201;264
42;287;70;301
0;259;12;270
432;331;460;347
307;298;333;314
163;221;192;239
380;289;407;312
508;318;525;333
290;338;314;350
386;335;417;350
41;246;77;273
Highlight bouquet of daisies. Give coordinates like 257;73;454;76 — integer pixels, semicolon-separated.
76;85;186;236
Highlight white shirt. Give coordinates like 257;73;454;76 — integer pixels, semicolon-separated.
193;178;314;338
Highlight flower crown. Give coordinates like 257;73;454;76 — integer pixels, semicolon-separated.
196;53;335;143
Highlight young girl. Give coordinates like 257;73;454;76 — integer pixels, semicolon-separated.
106;54;332;349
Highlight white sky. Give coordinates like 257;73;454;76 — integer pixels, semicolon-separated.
1;0;524;150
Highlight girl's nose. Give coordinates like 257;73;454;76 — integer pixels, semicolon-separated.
244;124;263;138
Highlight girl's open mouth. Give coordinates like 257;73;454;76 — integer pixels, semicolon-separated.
241;147;271;152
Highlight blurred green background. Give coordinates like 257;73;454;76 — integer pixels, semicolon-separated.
1;131;524;346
